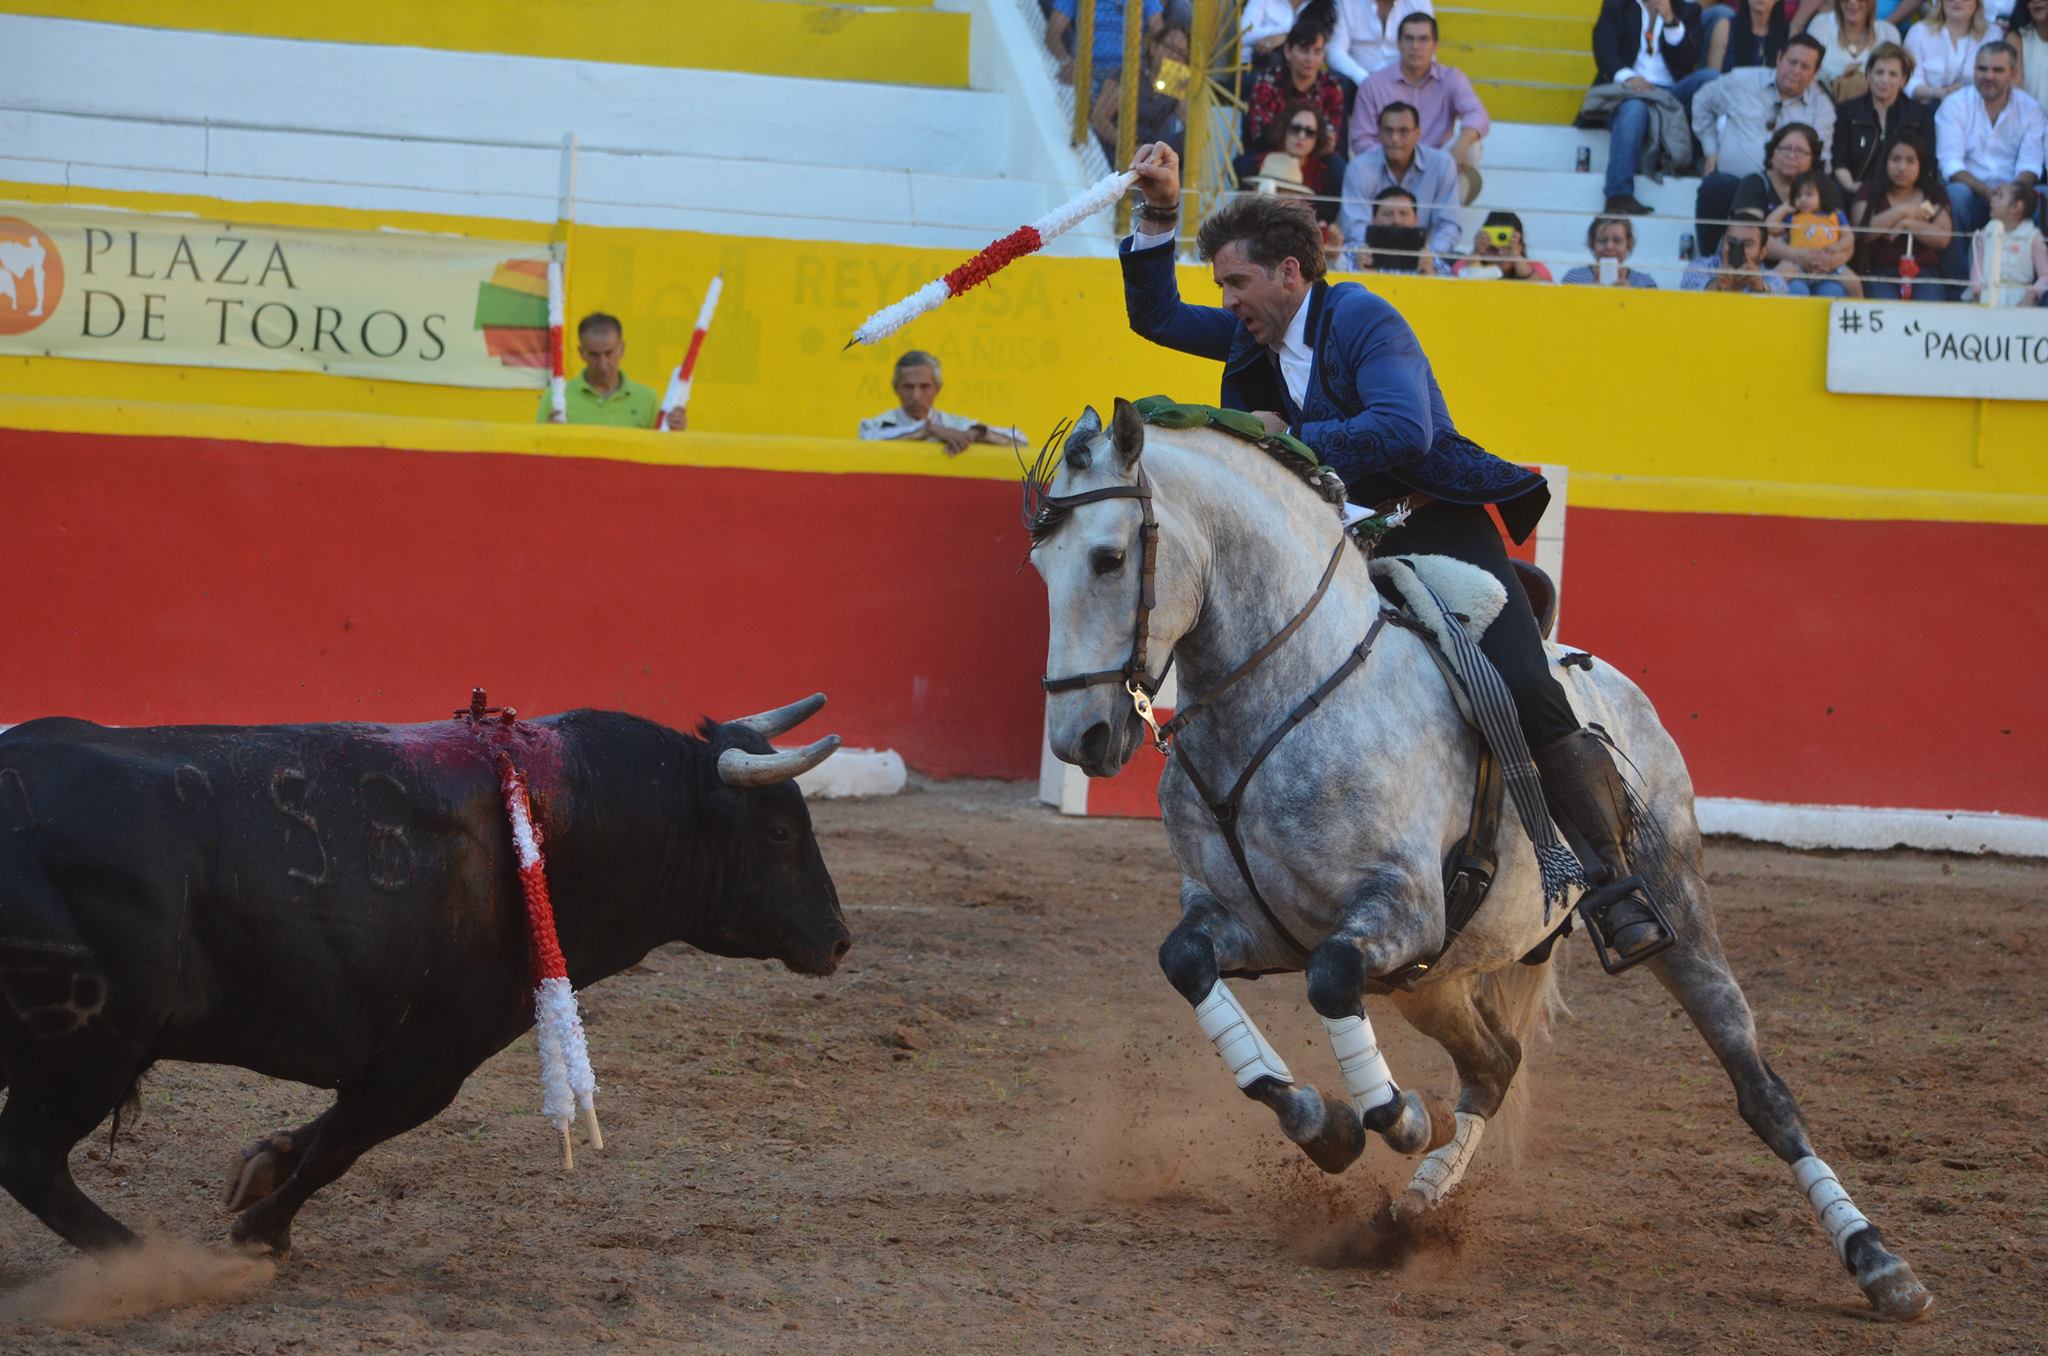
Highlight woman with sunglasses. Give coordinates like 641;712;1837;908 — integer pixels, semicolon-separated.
1235;100;1346;226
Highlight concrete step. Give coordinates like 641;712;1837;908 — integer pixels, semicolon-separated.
1472;80;1587;124
1438;9;1591;49
1447;43;1597;85
1484;120;1613;173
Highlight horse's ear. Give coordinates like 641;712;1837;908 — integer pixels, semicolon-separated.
1110;397;1145;474
1064;406;1101;471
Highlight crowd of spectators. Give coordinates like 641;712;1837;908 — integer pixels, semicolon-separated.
1580;0;2043;300
1035;0;2042;303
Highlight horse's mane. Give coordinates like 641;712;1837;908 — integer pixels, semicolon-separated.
1020;409;1349;547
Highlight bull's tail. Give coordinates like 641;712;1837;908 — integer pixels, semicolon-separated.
1478;950;1568;1169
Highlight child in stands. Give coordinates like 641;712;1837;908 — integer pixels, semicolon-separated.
1965;182;2048;306
1767;171;1864;297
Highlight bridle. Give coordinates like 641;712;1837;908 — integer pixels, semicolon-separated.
1035;462;1354;757
1036;468;1171;746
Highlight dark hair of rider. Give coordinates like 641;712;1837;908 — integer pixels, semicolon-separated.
1197;195;1328;281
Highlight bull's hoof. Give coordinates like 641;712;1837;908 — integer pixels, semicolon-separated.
223;1133;295;1212
1295;1087;1366;1175
229;1211;293;1258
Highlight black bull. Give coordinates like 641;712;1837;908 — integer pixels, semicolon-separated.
0;695;851;1256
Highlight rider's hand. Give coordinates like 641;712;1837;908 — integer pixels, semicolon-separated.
1129;142;1182;212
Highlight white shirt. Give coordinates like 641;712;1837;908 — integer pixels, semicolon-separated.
1327;0;1436;84
857;406;1024;444
1805;12;1902;85
1904;23;1995;99
1128;224;1313;411
1616;0;1689;88
1934;85;2048;183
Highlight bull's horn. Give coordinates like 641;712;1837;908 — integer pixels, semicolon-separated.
731;692;827;739
717;734;841;788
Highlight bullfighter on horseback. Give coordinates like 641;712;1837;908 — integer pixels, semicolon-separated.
1119;141;1666;968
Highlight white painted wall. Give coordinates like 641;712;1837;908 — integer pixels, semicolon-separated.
1;13;1117;254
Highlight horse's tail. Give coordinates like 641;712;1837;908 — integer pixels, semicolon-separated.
1478;952;1569;1169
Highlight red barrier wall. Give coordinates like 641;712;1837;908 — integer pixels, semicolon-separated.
3;428;1048;779
8;427;2045;817
1564;508;2048;818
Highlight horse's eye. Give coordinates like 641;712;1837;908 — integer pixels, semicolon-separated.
1089;547;1126;576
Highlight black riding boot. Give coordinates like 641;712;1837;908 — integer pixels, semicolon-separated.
1531;729;1670;964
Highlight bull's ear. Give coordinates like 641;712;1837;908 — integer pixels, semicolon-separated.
1111;397;1146;474
1064;405;1102;471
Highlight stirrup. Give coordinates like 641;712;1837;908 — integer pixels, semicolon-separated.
1575;875;1676;975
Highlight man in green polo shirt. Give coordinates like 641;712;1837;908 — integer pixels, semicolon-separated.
536;311;682;429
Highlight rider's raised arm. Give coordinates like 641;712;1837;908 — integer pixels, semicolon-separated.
1298;297;1434;484
1119;235;1239;362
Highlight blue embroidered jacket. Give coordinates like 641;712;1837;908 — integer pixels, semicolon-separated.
1120;237;1549;542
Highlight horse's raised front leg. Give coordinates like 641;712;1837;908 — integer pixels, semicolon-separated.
1650;911;1932;1322
1304;866;1443;1159
1158;883;1367;1174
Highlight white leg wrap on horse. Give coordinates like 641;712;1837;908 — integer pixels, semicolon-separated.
1793;1155;1871;1261
1320;1013;1396;1115
1406;1111;1487;1207
1194;981;1293;1089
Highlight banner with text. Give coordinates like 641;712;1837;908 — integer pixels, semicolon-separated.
1826;301;2048;402
0;204;552;388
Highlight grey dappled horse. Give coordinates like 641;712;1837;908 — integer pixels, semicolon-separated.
1030;400;1931;1322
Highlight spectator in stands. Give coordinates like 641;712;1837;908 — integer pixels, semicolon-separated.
1326;0;1437;81
1235;99;1347;233
1805;0;1904;99
1338;102;1463;260
1852;134;1956;295
1763;168;1864;291
1248;10;1349;161
536;312;674;429
1692;36;1836;253
1348;185;1452;272
1731;120;1831;214
1705;0;1793;71
1680;208;1796;286
1453;211;1556;279
1966;180;2048;299
1351;14;1491;203
1561;215;1662;285
1586;0;1716;216
2011;0;2048;114
1833;42;1934;191
1905;0;1992;100
1091;24;1191;160
1242;0;1321;67
858;350;1025;453
1047;0;1164;85
1936;42;2046;278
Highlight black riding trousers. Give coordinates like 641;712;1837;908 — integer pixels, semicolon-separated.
1375;500;1580;749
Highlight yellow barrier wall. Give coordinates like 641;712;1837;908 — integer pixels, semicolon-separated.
2;0;971;86
4;180;2044;520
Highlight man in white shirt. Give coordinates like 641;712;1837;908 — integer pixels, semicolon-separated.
1691;35;1836;254
1935;42;2048;279
1324;0;1437;83
857;351;1025;453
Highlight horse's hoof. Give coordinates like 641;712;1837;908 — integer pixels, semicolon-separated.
1296;1088;1366;1175
223;1133;294;1212
1860;1257;1934;1322
1420;1092;1457;1152
1394;1187;1434;1218
1375;1089;1433;1156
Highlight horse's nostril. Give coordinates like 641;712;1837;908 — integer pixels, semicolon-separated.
831;936;852;962
1078;721;1112;764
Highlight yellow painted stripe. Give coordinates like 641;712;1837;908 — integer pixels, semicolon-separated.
0;393;1026;482
11;395;2048;526
2;0;971;87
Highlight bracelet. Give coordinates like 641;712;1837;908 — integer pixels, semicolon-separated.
1137;203;1180;222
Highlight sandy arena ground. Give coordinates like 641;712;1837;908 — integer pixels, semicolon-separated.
1;777;2043;1354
